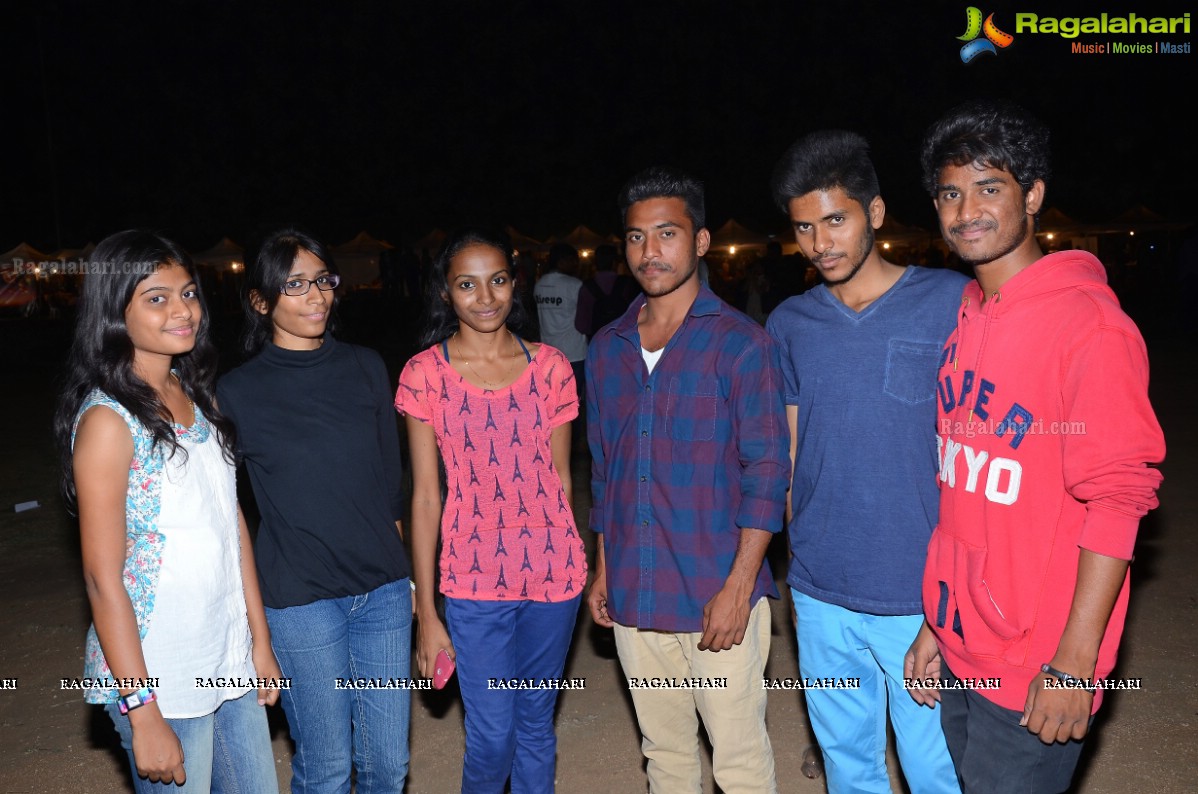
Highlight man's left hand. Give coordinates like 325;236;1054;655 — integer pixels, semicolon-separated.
1020;671;1093;744
698;585;750;651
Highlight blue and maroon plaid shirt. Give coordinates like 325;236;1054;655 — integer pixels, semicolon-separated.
586;286;789;632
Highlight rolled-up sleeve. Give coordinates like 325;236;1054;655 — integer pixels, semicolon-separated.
731;337;789;533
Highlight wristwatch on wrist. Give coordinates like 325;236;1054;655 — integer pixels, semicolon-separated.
118;687;157;715
1040;663;1096;692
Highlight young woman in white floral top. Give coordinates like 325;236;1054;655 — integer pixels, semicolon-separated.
54;230;280;792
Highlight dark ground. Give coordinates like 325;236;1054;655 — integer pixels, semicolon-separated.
0;302;1194;793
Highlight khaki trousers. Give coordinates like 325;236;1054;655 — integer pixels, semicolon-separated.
613;597;776;794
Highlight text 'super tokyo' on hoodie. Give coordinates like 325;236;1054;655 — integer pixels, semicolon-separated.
925;250;1165;712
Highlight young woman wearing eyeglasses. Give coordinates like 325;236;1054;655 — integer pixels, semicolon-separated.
217;228;413;793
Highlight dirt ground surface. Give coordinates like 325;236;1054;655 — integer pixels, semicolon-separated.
1;317;1194;794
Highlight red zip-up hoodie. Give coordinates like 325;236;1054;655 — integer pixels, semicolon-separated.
924;249;1164;712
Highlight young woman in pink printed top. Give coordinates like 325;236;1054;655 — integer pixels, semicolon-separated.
396;228;585;793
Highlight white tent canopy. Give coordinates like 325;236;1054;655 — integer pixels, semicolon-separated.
414;228;446;254
1;242;50;270
50;242;96;264
710;219;769;252
193;237;245;272
333;231;393;287
1;243;45;311
561;225;607;252
875;214;934;247
504;225;543;254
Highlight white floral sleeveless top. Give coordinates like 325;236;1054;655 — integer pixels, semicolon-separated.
72;391;254;717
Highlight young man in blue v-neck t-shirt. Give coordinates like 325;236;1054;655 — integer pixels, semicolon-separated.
766;131;967;794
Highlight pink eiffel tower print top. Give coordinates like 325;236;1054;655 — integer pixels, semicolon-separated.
396;340;586;602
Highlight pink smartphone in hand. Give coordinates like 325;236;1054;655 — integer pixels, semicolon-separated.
433;649;456;690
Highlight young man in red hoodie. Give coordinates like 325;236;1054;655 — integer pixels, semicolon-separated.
904;100;1165;794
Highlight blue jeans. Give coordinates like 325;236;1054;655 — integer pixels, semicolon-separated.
793;589;960;794
939;662;1088;794
445;595;580;794
266;577;412;794
106;688;276;793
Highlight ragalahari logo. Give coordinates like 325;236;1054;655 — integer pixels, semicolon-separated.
958;7;1015;62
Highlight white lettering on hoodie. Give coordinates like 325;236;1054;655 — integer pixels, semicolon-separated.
938;436;1022;504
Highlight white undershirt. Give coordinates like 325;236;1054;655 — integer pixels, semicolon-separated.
641;346;665;374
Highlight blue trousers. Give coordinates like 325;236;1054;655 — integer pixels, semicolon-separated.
445;595;580;794
266;577;412;794
106;688;276;793
793;589;960;794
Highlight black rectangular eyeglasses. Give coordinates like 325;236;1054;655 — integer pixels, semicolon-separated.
279;274;341;296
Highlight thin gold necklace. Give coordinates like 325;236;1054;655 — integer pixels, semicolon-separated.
454;330;516;390
168;371;196;425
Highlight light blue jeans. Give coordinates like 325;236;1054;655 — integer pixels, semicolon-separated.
792;589;960;794
266;577;412;794
106;688;277;793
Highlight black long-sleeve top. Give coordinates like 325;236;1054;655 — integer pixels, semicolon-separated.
217;335;411;608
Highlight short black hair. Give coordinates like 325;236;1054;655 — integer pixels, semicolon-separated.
593;244;618;272
546;243;578;271
920;99;1051;198
618;166;705;232
771;130;881;213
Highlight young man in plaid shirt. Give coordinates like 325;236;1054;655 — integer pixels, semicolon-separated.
586;166;790;793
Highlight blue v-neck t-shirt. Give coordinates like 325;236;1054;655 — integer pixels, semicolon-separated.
766;266;969;615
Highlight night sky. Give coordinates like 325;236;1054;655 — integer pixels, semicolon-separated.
7;1;1196;253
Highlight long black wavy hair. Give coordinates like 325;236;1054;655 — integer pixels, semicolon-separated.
240;228;340;358
418;227;528;348
53;230;236;512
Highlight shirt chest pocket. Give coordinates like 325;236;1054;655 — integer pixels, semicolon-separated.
665;376;718;441
883;339;942;405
